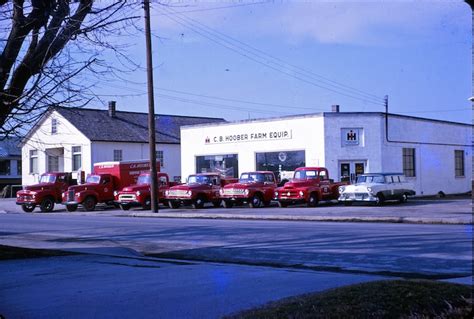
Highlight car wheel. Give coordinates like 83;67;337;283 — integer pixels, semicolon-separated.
278;201;288;208
307;193;319;207
168;200;180;209
66;204;78;212
82;196;96;211
375;194;385;206
192;196;205;209
249;194;262;208
400;193;408;203
343;202;353;206
40;197;55;212
120;203;131;211
22;204;36;213
142;197;151;210
222;200;233;208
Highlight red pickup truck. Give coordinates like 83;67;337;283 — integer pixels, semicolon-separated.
62;160;156;212
219;171;277;208
16;172;76;212
115;172;178;210
274;167;347;207
166;173;236;209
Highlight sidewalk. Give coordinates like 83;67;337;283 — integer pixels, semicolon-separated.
1;197;472;224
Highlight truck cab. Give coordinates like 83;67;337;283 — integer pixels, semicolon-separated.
220;171;277;208
62;173;116;211
115;172;175;210
16;172;75;212
274;167;347;207
165;173;234;209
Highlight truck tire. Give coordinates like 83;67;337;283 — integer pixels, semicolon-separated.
66;204;78;212
120;203;131;211
40;197;55;212
142;197;151;210
222;200;233;208
192;196;205;209
307;193;319;207
82;196;96;211
168;200;180;209
249;194;262;208
22;204;36;213
278;201;288;208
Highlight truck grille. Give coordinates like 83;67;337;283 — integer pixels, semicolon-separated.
168;190;190;197
68;191;75;201
281;190;298;197
119;194;136;201
222;188;245;196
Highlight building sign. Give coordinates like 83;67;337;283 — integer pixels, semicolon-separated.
341;128;362;146
205;130;292;145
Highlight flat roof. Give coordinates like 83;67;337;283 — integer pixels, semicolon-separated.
181;111;473;130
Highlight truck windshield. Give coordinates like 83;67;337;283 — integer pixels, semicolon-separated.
294;170;319;180
356;175;385;184
239;173;265;183
188;175;211;184
39;175;56;183
137;175;150;185
86;175;101;184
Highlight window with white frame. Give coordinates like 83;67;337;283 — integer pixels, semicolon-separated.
113;149;123;161
30;149;38;174
48;155;59;172
51;118;58;134
72;146;82;170
455;150;465;177
156;150;164;167
402;148;415;177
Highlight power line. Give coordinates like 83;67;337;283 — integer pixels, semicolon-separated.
159;6;385;106
153;1;269;16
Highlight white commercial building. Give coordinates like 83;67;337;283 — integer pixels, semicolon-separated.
181;111;472;196
21;103;225;185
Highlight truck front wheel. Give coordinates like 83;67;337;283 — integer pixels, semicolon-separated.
249;194;262;208
82;196;96;211
192;196;205;209
66;204;78;212
22;204;36;213
142;197;151;210
307;193;319;207
40;197;55;212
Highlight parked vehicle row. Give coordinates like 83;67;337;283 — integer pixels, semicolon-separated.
16;162;416;213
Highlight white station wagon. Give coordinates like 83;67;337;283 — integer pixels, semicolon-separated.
338;173;415;205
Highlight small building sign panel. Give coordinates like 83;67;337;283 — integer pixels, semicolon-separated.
341;128;362;146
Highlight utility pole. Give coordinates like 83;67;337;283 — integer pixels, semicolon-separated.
144;0;159;213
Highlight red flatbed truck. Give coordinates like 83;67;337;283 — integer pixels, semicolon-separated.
62;160;159;211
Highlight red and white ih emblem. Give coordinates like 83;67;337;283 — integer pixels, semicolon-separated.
205;136;210;144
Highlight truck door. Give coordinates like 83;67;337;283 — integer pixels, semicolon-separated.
101;176;114;201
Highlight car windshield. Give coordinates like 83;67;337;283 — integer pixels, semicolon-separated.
293;170;319;180
137;175;150;185
39;174;56;183
239;173;265;183
356;175;385;184
188;175;211;184
85;175;101;184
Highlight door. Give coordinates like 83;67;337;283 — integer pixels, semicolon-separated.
339;161;366;183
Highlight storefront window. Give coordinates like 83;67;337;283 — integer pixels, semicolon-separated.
0;160;10;175
256;151;305;181
196;154;238;178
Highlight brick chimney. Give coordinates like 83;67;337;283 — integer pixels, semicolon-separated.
331;104;340;113
108;101;116;117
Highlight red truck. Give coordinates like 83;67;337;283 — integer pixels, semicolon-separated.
62;160;157;212
219;171;277;208
16;172;77;213
165;173;236;209
274;167;347;207
115;172;178;210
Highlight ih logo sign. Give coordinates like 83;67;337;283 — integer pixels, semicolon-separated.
205;136;210;144
342;128;361;146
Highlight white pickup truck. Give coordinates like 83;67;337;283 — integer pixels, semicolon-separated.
338;173;415;205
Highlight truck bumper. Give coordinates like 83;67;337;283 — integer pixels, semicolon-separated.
16;200;37;205
276;198;306;205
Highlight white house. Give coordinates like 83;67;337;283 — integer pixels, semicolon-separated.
21;102;225;185
180;108;472;196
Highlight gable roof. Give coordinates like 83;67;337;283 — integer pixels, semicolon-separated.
54;107;226;144
0;137;21;158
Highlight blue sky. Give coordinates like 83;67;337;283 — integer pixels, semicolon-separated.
92;0;472;124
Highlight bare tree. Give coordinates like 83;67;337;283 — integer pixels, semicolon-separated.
0;0;142;138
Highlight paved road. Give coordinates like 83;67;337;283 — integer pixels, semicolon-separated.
0;213;471;278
